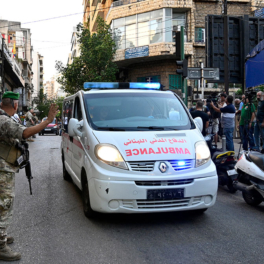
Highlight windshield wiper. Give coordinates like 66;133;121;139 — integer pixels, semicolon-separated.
97;127;126;131
137;126;165;130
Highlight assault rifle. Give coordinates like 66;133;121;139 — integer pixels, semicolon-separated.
16;142;33;195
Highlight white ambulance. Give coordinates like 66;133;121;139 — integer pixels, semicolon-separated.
61;82;218;218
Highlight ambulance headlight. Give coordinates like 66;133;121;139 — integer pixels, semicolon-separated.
195;141;211;167
95;144;128;170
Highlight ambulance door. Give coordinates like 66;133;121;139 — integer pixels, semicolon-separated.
71;96;84;183
62;99;74;174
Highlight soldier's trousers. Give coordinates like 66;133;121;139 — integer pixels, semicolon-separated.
0;171;15;248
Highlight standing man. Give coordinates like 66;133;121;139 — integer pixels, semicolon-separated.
211;95;236;151
190;100;209;136
0;91;58;261
25;108;35;142
239;97;256;151
32;112;39;139
236;95;245;143
254;91;264;153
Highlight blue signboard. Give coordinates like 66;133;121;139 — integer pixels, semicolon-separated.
125;46;149;59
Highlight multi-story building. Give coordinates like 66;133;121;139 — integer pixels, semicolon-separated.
0;20;34;111
67;27;81;65
44;73;66;100
32;52;44;101
83;0;263;90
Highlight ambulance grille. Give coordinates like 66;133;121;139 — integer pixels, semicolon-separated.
169;160;193;171
136;198;191;209
128;161;155;172
135;179;194;186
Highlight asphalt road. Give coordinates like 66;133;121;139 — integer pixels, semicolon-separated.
5;135;264;264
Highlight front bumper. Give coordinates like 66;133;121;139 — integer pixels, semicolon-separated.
42;128;58;134
88;175;218;213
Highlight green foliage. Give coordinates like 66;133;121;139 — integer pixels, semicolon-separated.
32;89;64;119
55;17;118;95
235;89;243;95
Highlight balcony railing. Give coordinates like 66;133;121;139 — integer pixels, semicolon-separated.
111;0;145;8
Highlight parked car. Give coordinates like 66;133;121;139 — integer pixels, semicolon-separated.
39;117;59;135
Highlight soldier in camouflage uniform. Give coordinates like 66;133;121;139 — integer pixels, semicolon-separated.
25;108;35;142
0;91;58;261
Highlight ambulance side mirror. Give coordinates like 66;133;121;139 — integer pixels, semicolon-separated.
194;117;203;133
68;118;83;137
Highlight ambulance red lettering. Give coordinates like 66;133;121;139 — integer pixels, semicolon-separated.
140;148;148;155
185;148;191;155
126;147;191;156
175;148;184;154
161;147;168;153
169;148;175;153
149;148;155;154
133;149;139;155
156;148;161;154
125;150;132;156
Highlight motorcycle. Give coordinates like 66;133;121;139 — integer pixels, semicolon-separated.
233;151;264;206
205;134;237;193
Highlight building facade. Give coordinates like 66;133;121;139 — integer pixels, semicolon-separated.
83;0;262;91
32;52;44;102
0;20;34;111
44;73;66;100
67;27;81;65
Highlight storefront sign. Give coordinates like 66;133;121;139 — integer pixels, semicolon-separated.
125;46;149;59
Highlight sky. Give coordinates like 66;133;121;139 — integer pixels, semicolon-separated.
1;0;83;82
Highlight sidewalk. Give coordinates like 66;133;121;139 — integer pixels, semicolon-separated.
215;137;242;157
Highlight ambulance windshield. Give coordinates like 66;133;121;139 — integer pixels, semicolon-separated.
84;92;193;131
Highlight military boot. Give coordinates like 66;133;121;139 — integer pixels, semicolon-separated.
0;245;21;261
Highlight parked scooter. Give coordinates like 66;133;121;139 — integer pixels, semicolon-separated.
233;151;264;206
205;134;237;193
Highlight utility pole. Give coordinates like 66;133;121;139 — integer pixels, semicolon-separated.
223;0;229;94
180;26;188;106
200;61;204;99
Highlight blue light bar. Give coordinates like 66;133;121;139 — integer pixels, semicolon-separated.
83;82;161;90
129;82;161;90
177;161;186;166
84;82;119;89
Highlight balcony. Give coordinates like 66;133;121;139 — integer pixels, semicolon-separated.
106;0;192;22
112;0;145;8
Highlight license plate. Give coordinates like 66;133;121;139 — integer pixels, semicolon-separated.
147;188;184;200
227;169;237;176
45;129;51;131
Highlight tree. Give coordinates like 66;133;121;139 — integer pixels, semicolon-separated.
55;17;118;95
32;89;64;120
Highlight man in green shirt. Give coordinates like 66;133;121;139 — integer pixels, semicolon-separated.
239;98;257;151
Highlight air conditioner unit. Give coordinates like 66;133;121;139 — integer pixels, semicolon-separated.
193;94;202;100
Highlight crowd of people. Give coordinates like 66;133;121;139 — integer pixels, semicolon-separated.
189;91;264;153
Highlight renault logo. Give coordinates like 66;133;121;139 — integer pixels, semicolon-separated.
159;162;167;173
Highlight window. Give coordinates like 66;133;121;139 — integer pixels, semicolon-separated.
113;9;164;50
63;100;73;132
195;28;205;43
74;97;83;121
169;74;182;90
172;11;187;42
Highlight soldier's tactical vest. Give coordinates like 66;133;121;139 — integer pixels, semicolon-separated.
0;111;22;165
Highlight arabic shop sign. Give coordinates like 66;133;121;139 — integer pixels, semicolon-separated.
125;46;149;59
